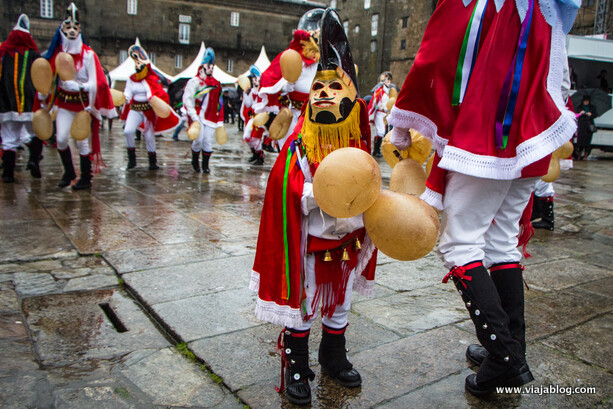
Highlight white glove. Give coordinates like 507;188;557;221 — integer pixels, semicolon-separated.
301;182;318;215
62;80;86;92
282;82;295;93
390;127;412;151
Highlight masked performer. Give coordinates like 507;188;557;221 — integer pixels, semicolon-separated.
182;47;223;174
253;9;322;151
387;0;580;396
367;72;392;158
250;9;377;406
42;2;117;189
241;65;267;165
0;14;44;183
121;44;179;170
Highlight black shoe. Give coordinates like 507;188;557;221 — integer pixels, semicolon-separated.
202;152;211;174
2;174;15;183
466;344;488;366
254;151;264;166
148;152;159;170
321;366;362;388
318;324;362;388
465;362;534;396
72;155;92;190
280;328;315;405
71;178;92;190
2;150;16;183
58;148;76;188
286;381;312;406
127;148;137;169
191;150;200;172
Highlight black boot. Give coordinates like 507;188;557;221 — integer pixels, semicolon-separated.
254;150;264;165
318;324;362;387
530;194;541;221
443;261;533;396
127;148;137;169
148;151;159;170
532;196;554;231
2;150;16;183
466;262;528;366
373;136;383;157
191;150;200;172
57;148;77;188
72;155;92;190
247;148;257;163
26;137;43;178
202;151;211;174
278;328;315;405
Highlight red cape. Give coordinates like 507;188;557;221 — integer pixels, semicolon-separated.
0;30;38;59
251;100;377;328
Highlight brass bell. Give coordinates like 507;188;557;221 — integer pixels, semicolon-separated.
323;251;332;262
341;247;350;261
354;237;362;251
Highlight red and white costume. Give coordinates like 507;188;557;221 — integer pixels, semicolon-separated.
253;30;319;150
121;65;179;152
367;84;390;138
183;73;223;153
388;0;578;268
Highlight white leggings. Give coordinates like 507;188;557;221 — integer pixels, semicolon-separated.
1;121;33;151
124;110;156;152
55;108;90;155
191;123;215;152
293;254;355;331
438;172;538;269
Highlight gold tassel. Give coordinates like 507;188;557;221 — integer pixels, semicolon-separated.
301;102;362;164
323;251;332;262
341;247;350;261
354;237;362;251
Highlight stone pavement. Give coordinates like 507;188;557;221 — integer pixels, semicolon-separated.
0;124;612;408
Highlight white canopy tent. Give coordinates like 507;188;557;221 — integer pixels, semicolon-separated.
108;37;174;88
241;45;271;77
171;42;238;85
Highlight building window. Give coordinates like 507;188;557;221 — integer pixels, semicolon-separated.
127;0;137;15
230;12;240;27
364;0;371;9
227;59;234;73
179;23;190;44
355;25;360;34
401;16;408;28
371;14;379;36
400;39;406;50
330;0;337;8
175;55;183;69
40;0;53;18
371;40;377;53
343;20;349;35
119;50;128;64
149;52;155;64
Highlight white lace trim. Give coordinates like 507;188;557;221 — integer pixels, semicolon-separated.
388;106;447;157
254;298;304;328
249;270;260;292
353;274;374;296
420;188;444;211
0;112;34;122
352;234;376;296
259;78;287;97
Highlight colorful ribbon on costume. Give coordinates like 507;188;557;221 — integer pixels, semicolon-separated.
495;0;534;149
281;142;298;300
452;0;489;106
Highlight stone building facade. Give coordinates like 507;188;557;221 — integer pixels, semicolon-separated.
1;0;324;77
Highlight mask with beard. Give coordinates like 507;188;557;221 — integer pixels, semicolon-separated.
61;3;81;40
308;68;357;125
129;45;150;73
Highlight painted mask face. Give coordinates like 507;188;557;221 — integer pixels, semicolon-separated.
200;63;214;77
129;45;150;73
308;69;357;124
251;75;260;88
61;3;80;40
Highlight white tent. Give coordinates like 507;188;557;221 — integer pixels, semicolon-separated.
171;42;237;85
108;38;174;88
241;45;271;77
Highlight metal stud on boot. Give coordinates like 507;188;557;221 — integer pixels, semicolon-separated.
277;328;315;405
318;324;362;388
443;261;533;396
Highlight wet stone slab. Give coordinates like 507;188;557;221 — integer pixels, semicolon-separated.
23;289;170;366
524;258;612;292
119;347;242;408
103;241;228;274
542;313;613;372
373;255;446;292
152;287;260;343
122;254;253;305
352;284;467;336
0;220;76;263
189;314;400;392
0;282;19;312
238;326;471;408
188;208;260;238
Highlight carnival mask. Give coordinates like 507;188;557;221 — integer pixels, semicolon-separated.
200;63;214;78
61;3;81;40
308;69;357;124
129;45;150;73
